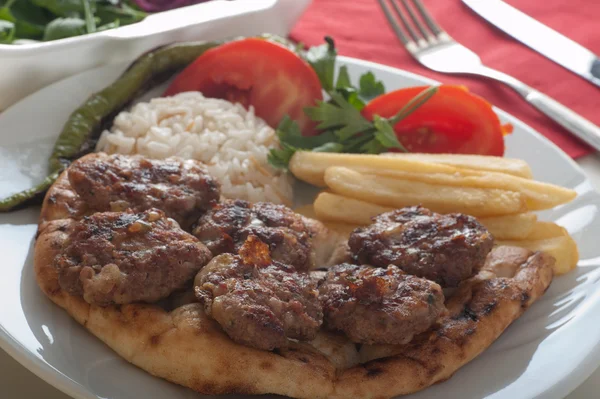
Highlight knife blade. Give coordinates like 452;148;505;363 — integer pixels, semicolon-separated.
462;0;600;88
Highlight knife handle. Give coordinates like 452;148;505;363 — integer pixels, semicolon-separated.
524;89;600;151
478;66;600;152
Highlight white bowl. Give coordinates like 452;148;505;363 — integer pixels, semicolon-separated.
0;0;311;110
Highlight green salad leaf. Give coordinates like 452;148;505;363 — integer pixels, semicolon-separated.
43;17;85;41
0;19;15;43
95;3;145;26
31;0;91;17
0;0;145;43
81;0;96;33
97;18;119;31
0;0;16;22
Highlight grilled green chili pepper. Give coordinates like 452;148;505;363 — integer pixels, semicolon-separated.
0;171;61;212
50;40;220;171
0;40;220;212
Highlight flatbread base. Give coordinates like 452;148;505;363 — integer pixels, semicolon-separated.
34;172;554;399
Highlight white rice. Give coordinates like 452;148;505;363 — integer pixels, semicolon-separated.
96;92;293;205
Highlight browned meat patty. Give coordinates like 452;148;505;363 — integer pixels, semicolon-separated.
55;208;212;306
349;206;494;287
68;153;220;229
194;236;323;350
319;263;445;345
193;199;316;271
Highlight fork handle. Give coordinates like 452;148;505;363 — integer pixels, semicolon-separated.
478;66;600;152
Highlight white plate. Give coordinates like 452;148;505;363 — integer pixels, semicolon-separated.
0;0;311;110
0;55;599;399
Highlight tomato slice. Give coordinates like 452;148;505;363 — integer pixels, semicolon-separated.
361;85;511;156
164;38;323;135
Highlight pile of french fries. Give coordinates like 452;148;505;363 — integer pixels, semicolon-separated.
290;151;579;275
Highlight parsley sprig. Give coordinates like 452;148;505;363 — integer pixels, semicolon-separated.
268;37;439;169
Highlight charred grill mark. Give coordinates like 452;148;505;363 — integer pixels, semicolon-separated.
521;292;531;308
365;366;384;378
456;306;478;322
482;301;497;315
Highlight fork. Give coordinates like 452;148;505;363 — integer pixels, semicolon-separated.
378;0;600;152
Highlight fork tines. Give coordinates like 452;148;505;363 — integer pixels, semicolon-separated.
378;0;448;51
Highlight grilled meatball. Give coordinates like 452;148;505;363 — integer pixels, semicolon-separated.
194;236;323;350
68;153;220;228
55;208;211;306
349;206;494;287
193;199;316;271
319;263;445;345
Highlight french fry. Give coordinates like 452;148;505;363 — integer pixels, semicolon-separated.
314;192;393;225
314;192;538;240
294;203;359;237
479;213;537;240
526;221;568;240
289;151;458;187
288;152;575;210
498;235;579;275
324;167;527;217
351;168;576;210
384;153;533;179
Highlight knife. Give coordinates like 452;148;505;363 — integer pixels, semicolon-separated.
463;0;600;88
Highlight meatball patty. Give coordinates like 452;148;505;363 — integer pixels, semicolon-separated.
68;153;220;228
193;199;315;271
55;208;211;306
349;206;494;287
194;236;323;350
319;263;445;345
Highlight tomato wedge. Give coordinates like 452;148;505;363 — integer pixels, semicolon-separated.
165;38;323;135
361;85;511;156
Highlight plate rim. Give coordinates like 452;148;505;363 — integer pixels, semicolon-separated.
0;55;597;399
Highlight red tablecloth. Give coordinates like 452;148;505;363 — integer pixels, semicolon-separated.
291;0;600;158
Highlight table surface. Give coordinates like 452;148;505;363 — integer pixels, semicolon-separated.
2;153;600;399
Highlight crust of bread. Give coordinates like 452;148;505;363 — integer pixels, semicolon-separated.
39;169;89;226
34;174;555;399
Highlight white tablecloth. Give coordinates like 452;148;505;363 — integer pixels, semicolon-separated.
3;153;600;399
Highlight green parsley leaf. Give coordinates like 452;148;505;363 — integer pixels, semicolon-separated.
268;144;296;170
305;36;336;92
373;115;407;151
334;87;365;111
267;116;338;169
360;139;386;154
305;92;372;141
335;65;352;89
276;115;337;148
358;71;385;102
313;142;344;153
389;85;439;124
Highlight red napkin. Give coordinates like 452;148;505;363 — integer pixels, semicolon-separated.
291;0;600;158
